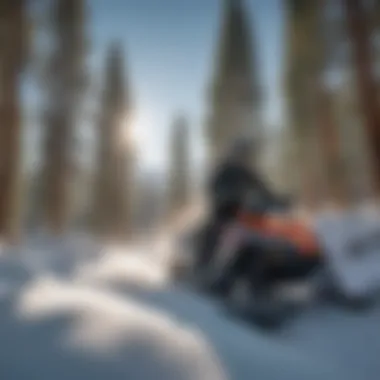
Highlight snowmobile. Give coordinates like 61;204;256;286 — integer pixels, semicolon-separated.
170;193;375;329
205;195;323;328
171;194;317;274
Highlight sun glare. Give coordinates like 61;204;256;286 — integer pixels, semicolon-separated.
120;109;152;153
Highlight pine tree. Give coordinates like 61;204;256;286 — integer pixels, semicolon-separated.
0;0;28;241
92;43;133;240
40;0;88;234
168;115;191;218
371;0;380;32
372;0;380;91
343;0;380;196
315;0;350;205
207;0;261;164
283;0;334;208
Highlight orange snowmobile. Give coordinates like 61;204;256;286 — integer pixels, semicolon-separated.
209;196;321;285
171;194;321;288
196;196;325;328
238;211;319;258
171;194;371;329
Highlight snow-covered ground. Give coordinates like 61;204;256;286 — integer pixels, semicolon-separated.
0;233;379;380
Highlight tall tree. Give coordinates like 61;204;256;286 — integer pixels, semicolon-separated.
371;0;380;33
0;0;28;241
167;115;191;218
92;43;133;240
284;0;324;208
372;0;380;91
343;0;380;195
283;0;346;208
316;0;349;205
40;0;87;234
207;0;261;165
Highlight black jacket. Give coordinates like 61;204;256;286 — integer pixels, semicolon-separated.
208;160;273;218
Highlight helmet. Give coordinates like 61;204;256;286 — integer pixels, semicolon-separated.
227;136;255;162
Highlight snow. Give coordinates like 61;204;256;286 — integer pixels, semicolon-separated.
0;233;379;380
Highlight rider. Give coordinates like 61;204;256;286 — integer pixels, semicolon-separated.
198;136;275;268
209;137;273;222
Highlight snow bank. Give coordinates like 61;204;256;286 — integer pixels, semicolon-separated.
0;274;337;380
0;230;379;380
75;244;169;288
0;277;224;380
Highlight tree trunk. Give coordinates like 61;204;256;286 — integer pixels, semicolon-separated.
41;0;86;234
43;112;72;234
343;0;380;195
91;43;132;241
0;0;26;242
284;0;329;210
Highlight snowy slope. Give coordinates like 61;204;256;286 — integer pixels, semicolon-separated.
0;236;379;380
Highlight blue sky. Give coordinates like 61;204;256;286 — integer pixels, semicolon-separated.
88;0;285;171
24;0;285;174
